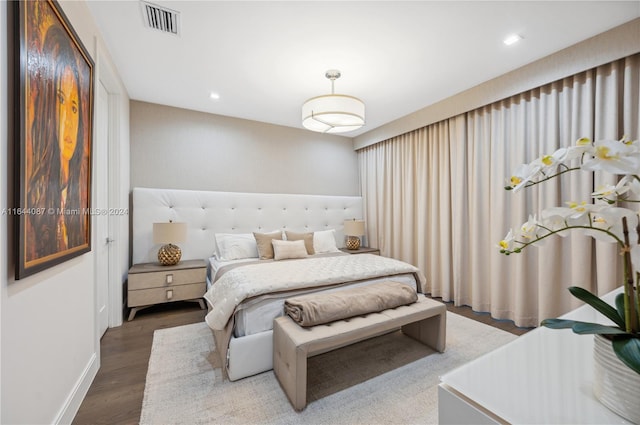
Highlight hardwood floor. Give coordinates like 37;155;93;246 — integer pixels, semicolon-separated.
72;302;208;425
72;299;531;425
437;297;532;337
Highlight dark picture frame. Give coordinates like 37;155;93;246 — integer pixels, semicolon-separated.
15;0;94;279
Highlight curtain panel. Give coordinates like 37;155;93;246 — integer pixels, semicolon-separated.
358;54;640;327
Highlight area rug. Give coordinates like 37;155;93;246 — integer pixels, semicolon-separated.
140;312;518;425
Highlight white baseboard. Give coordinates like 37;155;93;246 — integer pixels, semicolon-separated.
53;352;99;425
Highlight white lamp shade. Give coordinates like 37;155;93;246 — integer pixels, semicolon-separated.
344;219;365;236
302;94;365;134
153;222;187;244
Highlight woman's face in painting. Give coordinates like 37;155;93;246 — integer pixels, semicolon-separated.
57;65;79;162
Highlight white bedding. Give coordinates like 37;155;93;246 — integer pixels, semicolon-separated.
207;256;256;288
208;254;417;337
206;253;349;289
203;253;426;332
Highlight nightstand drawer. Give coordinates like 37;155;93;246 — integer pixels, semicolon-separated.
128;282;205;307
128;267;205;290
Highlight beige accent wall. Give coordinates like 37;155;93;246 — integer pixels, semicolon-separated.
355;18;640;149
130;101;360;196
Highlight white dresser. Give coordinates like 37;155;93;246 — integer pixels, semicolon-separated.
438;288;631;424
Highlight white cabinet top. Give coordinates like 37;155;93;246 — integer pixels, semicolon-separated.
440;287;631;424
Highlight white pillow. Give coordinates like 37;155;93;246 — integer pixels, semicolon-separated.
214;233;259;261
272;239;309;261
313;229;340;253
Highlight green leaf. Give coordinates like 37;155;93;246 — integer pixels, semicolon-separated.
541;319;588;329
540;318;575;328
568;286;625;329
615;293;626;323
612;337;640;374
572;323;628;335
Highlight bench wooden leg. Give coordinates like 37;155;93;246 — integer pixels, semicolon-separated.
273;320;309;411
401;310;446;352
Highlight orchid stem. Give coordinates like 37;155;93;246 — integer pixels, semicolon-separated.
622;217;637;333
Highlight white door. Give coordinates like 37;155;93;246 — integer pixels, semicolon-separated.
96;81;110;337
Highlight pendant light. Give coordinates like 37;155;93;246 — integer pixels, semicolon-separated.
301;70;365;134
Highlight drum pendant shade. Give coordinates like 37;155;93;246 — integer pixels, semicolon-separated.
302;70;365;134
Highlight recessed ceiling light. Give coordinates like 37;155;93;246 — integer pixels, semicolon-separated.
503;34;522;46
209;92;220;100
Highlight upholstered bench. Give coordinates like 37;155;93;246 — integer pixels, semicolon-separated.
273;295;447;411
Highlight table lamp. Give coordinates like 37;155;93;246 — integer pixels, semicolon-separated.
343;219;365;250
153;221;187;266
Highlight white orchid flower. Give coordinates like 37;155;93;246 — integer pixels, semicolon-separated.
592;178;631;202
497;229;515;251
539;205;596;235
542;206;573;219
592;183;618;199
581;138;640;174
565;201;604;220
520;214;540;240
619;174;640;200
564;137;594;161
502;137;640;258
585;207;639;244
508;163;542;192
619;134;639;151
540;208;572;236
529;148;568;177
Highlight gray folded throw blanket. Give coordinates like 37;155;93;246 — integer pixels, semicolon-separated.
284;280;418;327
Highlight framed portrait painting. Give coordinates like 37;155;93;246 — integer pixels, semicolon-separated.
15;0;94;279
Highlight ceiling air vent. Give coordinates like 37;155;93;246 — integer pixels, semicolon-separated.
140;1;180;35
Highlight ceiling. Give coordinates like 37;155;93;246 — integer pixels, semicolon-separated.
85;1;640;137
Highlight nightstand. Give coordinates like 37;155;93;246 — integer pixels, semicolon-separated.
339;246;380;255
127;259;207;321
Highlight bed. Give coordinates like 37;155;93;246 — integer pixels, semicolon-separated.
132;187;426;380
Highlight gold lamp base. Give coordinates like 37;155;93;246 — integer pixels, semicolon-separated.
158;243;182;266
346;236;361;250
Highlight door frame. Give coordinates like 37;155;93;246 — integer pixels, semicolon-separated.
94;40;124;334
95;79;110;337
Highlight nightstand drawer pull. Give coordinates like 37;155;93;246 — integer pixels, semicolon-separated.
166;274;173;284
166;289;173;300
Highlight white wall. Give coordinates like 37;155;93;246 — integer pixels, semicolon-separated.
130;101;360;196
0;1;129;424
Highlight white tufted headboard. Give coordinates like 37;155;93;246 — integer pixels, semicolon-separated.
132;187;363;264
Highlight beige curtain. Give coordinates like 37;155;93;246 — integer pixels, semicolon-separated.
359;54;640;327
